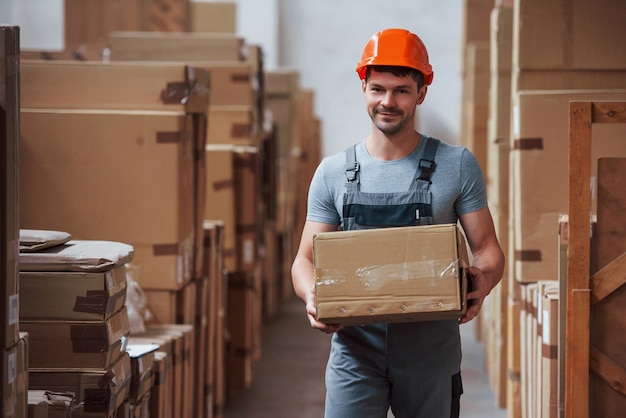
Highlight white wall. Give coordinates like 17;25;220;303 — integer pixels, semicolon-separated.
0;0;64;49
1;0;462;157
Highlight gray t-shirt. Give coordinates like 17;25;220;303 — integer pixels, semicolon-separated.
306;136;487;229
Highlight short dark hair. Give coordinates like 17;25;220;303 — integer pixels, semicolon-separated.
366;65;424;89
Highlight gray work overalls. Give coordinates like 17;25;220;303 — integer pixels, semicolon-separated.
324;136;463;418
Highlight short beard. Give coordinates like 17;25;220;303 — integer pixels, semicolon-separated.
369;108;410;135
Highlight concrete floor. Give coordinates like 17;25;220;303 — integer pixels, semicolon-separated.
223;295;508;418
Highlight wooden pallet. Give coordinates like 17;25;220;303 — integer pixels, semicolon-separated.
566;101;626;418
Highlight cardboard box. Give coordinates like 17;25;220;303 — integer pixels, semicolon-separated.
264;69;301;235
29;352;132;415
149;352;170;418
109;31;245;62
541;286;559;418
141;325;194;418
510;90;626;283
461;0;494;75
226;271;255;390
1;26;20;350
20;306;130;370
19;109;196;290
2;332;27;418
207;105;258;146
314;224;469;326
28;390;74;417
513;0;626;71
191;1;237;33
143;279;197;325
20;60;211;114
204;145;259;273
64;0;144;50
126;337;172;418
126;343;159;404
20;263;128;321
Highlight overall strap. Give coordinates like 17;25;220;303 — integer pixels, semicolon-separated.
344;144;360;192
413;136;439;189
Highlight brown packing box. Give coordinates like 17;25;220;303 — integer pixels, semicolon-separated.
143;278;197;325
141;324;194;418
541;286;559;418
20;264;128;321
314;224;469;326
264;69;301;235
20;60;211;114
21;306;130;370
193;277;208;418
191;1;237;33
513;0;626;71
191;62;259;107
1;26;20;350
510;90;626;283
29;353;131;415
461;41;490;174
149;352;170;418
226;270;255;390
204;145;259;273
126;343;159;404
207;105;259;146
16;333;28;418
63;0;144;50
20;109;196;290
109;31;245;62
126;336;172;418
515;70;626;91
201;221;226;417
65;0;192;48
460;0;493;75
28;390;74;417
2;333;28;418
142;0;191;33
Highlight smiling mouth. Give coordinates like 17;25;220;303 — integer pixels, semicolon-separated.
377;109;400;116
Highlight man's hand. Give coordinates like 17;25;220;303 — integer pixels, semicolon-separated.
458;266;489;324
305;294;342;334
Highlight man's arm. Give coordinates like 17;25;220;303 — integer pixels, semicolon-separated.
458;206;505;324
291;220;342;333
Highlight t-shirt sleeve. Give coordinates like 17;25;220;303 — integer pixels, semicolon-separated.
455;148;488;215
306;159;341;225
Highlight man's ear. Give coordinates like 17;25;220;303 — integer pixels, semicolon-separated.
361;78;367;94
417;85;428;104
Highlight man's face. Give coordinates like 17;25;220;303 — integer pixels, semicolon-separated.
362;69;426;136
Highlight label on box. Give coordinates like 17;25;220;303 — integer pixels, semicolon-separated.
512;105;520;138
8;294;19;326
542;310;550;345
243;239;254;264
7;351;16;384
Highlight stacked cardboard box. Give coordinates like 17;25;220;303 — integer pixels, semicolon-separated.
1;25;27;418
461;1;626;417
126;343;159;416
199;221;227;418
19;60;211;292
63;0;193;52
19;235;135;417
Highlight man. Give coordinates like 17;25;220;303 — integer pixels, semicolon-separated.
291;28;505;418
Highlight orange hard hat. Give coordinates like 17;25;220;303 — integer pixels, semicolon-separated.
355;28;433;85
